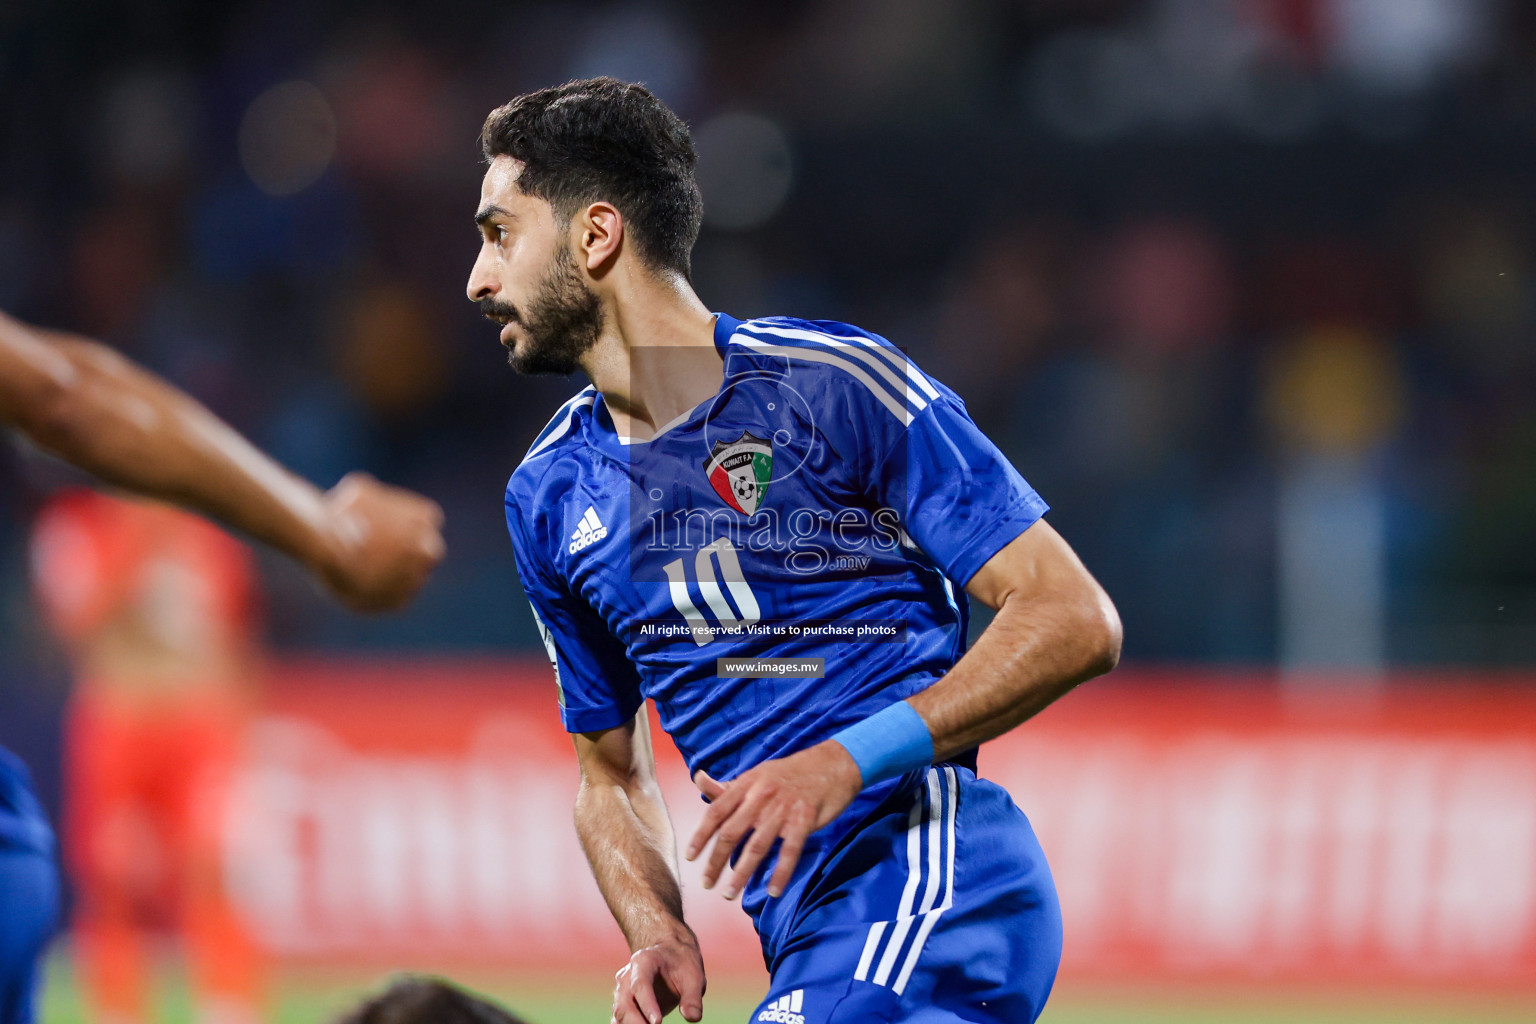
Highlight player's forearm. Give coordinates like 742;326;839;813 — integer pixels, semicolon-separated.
574;774;693;951
906;584;1120;761
17;329;335;571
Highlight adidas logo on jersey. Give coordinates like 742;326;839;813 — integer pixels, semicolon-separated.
756;990;805;1024
568;506;608;554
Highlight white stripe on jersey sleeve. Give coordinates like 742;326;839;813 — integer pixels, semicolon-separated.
733;339;915;424
525;387;597;460
740;322;940;404
738;323;930;413
529;604;565;707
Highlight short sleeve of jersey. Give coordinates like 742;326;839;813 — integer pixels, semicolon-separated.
505;487;643;733
857;374;1048;588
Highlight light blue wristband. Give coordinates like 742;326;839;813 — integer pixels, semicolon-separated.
832;700;934;787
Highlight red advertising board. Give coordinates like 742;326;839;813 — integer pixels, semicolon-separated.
231;660;1536;988
231;658;765;977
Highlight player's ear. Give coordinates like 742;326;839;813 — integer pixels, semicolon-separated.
577;201;623;274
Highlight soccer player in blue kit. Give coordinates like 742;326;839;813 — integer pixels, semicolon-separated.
473;79;1122;1024
0;309;445;1024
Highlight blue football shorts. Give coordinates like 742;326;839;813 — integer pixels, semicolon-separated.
743;764;1062;1023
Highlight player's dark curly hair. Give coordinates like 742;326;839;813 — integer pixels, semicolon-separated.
479;77;702;279
329;976;532;1024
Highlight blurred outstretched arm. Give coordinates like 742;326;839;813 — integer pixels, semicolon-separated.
0;309;444;611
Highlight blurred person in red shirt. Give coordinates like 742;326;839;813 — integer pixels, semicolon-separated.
31;492;264;1024
0;308;443;1024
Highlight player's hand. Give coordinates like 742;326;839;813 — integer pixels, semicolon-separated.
686;740;863;901
312;472;445;612
611;929;705;1024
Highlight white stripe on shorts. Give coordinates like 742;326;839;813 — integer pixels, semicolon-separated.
854;767;959;992
894;766;959;994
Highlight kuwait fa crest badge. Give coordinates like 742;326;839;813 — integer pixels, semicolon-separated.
705;431;772;515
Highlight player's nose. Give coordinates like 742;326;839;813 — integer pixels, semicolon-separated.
466;249;498;303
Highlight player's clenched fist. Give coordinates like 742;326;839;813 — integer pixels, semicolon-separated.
311;471;445;612
611;932;705;1024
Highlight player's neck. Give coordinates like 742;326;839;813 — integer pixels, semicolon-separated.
582;271;722;441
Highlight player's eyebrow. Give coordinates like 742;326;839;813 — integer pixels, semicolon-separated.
475;205;513;227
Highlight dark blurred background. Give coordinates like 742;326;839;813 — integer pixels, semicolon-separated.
2;0;1534;680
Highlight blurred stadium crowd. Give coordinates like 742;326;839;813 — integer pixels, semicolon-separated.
1;0;1534;675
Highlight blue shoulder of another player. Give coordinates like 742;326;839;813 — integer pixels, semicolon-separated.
722;315;960;426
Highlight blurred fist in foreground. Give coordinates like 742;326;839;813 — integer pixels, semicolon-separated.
311;472;445;612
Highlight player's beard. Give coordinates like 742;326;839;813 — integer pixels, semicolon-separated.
485;244;604;376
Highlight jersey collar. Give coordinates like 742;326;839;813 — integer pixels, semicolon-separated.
713;312;744;356
584;313;740;459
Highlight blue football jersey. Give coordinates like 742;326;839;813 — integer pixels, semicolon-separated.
503;314;1047;781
